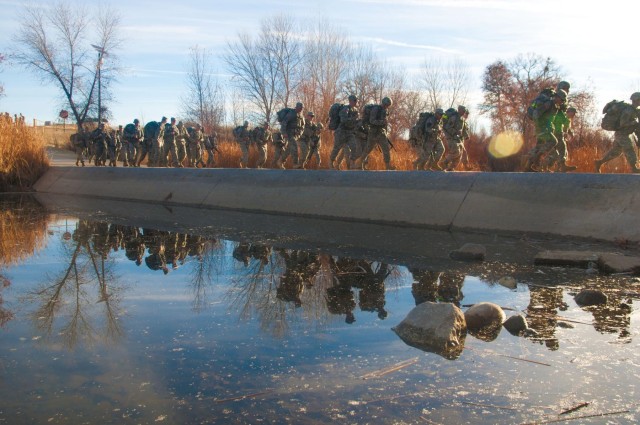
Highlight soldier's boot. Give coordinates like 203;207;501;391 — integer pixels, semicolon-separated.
75;160;79;166
594;159;604;173
123;161;129;167
385;163;396;171
81;161;85;167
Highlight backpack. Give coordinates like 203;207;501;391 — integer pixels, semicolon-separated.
527;87;556;120
361;104;377;125
601;100;627;131
232;125;244;140
328;103;344;130
276;107;294;124
143;121;159;137
123;123;136;138
408;112;434;145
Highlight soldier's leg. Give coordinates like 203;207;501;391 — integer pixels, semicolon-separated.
346;132;361;169
621;134;640;172
378;134;393;170
360;134;378;168
329;131;346;168
289;136;300;168
256;144;268;168
414;142;428;170
299;140;310;167
239;142;249;168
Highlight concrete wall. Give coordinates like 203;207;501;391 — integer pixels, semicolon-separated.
34;167;640;242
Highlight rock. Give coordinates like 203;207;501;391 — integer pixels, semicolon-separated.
534;250;600;268
574;289;607;306
464;302;506;330
392;302;467;360
497;276;517;290
597;253;640;275
503;314;528;335
449;243;486;262
557;321;574;329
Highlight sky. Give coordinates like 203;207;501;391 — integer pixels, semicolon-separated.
1;0;640;129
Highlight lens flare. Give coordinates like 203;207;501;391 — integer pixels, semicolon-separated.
488;131;524;158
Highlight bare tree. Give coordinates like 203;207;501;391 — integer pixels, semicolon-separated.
12;2;122;127
181;46;225;133
343;44;382;105
0;52;5;100
224;14;303;125
422;57;471;111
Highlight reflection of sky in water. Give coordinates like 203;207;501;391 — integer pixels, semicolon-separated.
1;218;639;424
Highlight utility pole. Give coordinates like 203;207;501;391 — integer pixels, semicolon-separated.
91;44;108;123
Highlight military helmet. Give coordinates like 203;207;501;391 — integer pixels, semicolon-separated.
566;106;577;113
381;97;393;106
457;105;468;114
170;117;176;122
243;120;249;126
348;94;358;102
555;89;568;101
133;118;139;124
296;102;304;109
630;92;640;101
435;108;444;115
557;81;571;92
307;111;315;117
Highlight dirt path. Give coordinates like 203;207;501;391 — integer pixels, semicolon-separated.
46;146;79;167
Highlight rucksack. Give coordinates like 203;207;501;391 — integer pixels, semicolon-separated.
232;125;244;140
276;107;294;124
527;88;556;120
123;123;136;138
143;121;159;137
328;103;344;130
601;100;627;131
361;104;377;125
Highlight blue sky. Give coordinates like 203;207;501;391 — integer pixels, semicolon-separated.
1;0;640;128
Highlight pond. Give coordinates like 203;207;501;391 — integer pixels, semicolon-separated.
0;194;639;424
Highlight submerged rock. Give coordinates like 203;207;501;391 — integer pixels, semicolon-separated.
574;289;607;306
497;276;517;290
392;302;467;360
503;314;528;335
465;302;506;342
449;243;486;262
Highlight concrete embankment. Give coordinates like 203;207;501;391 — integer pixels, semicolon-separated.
33;166;640;242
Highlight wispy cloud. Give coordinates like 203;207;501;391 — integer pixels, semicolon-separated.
349;0;540;12
359;37;461;55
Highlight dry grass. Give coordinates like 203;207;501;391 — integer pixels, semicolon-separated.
0;116;50;191
0;195;49;266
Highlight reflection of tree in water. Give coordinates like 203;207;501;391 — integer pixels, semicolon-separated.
187;236;224;313
26;220;124;348
409;269;465;306
0;195;50;328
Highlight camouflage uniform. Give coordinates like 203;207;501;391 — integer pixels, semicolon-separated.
234;122;252;168
107;127;119;166
123;120;143;167
176;122;188;167
252;125;272;168
279;103;305;168
91;124;110;166
414;111;444;170
441;107;468;171
596;94;640;173
142;118;167;167
330;102;359;169
303;121;323;168
187;125;205;168
72;131;88;166
204;132;217;167
361;98;394;170
163;119;181;167
524;92;565;172
272;131;287;168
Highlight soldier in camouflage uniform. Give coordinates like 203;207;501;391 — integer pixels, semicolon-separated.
595;92;640;173
91;122;110;166
441;106;470;171
524;90;566;172
187;123;205;168
142;116;167;167
234;120;252;168
252;122;272;168
176;121;188;167
272;131;287;169
279;102;305;169
360;97;395;170
330;95;359;170
107;125;120;166
302;113;324;168
414;108;444;171
204;131;218;168
545;106;578;172
72;126;88;166
122;119;143;167
163;117;181;167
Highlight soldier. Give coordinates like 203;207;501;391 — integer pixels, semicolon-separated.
441;106;470;171
302;113;324;168
187;123;205;168
233;120;252;168
330;95;359;170
414;108;444;171
279;102;305;169
204;130;218;168
122;119;143;167
163;117;181;167
140;116;167;167
106;125;120;166
524;90;567;172
545;106;578;172
272;131;287;169
252;122;272;169
176;121;188;167
360;97;395;170
72;126;88;166
595;92;640;173
90;122;110;166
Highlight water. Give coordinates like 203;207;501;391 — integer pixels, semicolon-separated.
0;195;639;424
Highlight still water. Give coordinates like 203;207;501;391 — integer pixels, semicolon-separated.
1;195;639;424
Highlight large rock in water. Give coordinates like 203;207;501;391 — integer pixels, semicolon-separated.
465;302;506;341
392;302;467;360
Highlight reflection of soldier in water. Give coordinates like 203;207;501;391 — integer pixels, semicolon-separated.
275;249;320;307
410;269;464;306
526;286;566;350
165;232;187;270
327;279;356;324
354;262;390;319
232;243;251;267
586;293;632;341
124;227;145;266
143;229;169;275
